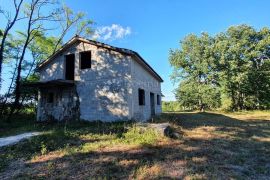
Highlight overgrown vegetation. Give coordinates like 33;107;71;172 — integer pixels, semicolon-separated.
0;0;93;119
0;111;269;179
162;101;183;112
0;115;163;179
169;25;270;111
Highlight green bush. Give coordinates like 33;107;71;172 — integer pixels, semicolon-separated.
162;101;183;112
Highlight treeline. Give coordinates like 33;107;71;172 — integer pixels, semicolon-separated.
162;101;182;112
0;0;93;119
169;25;270;111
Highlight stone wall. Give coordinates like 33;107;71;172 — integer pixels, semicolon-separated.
37;86;80;121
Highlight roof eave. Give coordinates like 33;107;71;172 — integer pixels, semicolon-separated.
132;52;163;82
36;36;79;71
36;36;163;82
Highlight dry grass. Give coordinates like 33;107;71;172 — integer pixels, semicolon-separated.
153;111;270;179
1;111;270;179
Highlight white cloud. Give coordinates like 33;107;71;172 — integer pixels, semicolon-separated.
92;24;131;41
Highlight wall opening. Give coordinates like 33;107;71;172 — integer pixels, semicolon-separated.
157;94;161;105
65;54;75;80
47;92;54;103
80;51;91;69
138;88;145;106
150;92;155;115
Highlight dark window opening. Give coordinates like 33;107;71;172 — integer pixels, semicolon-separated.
65;54;75;80
138;89;145;105
48;93;54;103
80;51;91;69
157;95;161;105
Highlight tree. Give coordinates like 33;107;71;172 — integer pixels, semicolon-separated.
175;80;220;110
0;0;94;120
215;25;270;110
52;5;93;53
8;0;60;118
170;25;270;111
0;34;23;116
169;33;220;111
0;0;24;91
162;101;182;112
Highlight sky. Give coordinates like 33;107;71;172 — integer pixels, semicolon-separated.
1;0;270;101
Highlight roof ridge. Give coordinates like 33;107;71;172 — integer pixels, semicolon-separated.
77;36;135;54
37;36;163;82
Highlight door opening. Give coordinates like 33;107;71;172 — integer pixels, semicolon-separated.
65;54;75;80
150;92;155;116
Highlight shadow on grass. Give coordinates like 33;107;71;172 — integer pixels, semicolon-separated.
14;143;189;179
1;112;270;179
155;112;270;137
11;133;270;179
0;119;133;175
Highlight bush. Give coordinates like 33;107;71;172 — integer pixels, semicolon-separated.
162;101;183;112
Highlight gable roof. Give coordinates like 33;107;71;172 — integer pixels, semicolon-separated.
37;35;163;82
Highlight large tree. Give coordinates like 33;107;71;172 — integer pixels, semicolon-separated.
169;32;220;111
0;0;24;91
0;0;94;119
215;25;270;110
170;25;270;111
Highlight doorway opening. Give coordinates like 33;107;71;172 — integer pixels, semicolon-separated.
65;54;75;80
150;92;155;116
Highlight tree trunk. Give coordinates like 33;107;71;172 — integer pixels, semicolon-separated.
8;35;30;121
0;29;9;90
7;0;34;121
0;0;24;91
14;53;37;114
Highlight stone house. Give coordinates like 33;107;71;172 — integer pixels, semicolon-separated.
32;35;163;122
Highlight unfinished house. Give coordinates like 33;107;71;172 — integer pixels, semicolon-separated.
32;35;163;122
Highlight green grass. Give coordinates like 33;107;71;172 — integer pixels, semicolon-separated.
0;111;270;179
0;112;49;137
153;111;270;179
0;115;163;179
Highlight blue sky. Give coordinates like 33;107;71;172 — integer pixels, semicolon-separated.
1;0;270;100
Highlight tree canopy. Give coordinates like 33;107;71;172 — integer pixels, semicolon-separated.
169;25;270;111
0;0;94;119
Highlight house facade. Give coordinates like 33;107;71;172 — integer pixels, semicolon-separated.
34;36;163;122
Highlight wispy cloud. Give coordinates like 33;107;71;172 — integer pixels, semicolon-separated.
92;24;131;41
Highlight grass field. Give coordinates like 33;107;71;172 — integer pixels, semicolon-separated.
0;111;270;179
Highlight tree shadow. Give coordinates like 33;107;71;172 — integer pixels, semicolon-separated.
156;112;270;138
1;112;270;179
0;120;133;176
10;142;191;179
14;129;270;179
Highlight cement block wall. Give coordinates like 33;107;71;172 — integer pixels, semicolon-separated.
38;41;162;122
130;56;162;121
39;42;79;82
75;42;132;121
